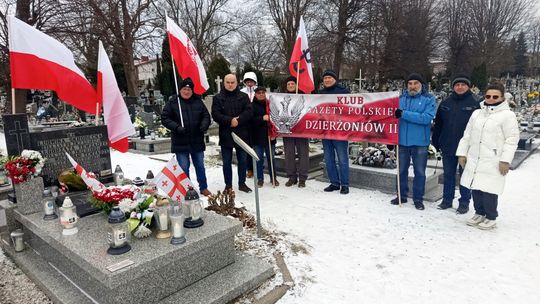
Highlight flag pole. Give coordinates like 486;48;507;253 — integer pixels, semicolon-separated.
396;144;402;207
95;102;100;126
11;88;16;114
295;60;300;94
171;54;184;127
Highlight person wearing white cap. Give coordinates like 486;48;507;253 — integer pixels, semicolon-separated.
240;71;258;178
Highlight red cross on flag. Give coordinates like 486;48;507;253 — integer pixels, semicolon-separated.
65;152;105;192
155;155;193;202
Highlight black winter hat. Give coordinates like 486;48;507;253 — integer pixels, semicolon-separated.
451;75;472;87
180;77;195;90
285;76;297;84
322;69;338;80
406;73;424;83
254;86;266;92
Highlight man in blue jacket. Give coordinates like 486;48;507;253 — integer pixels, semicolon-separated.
432;75;480;214
392;73;436;210
319;69;351;195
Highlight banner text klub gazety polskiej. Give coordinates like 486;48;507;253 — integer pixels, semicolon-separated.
268;92;399;145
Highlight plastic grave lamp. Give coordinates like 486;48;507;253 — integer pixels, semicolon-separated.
169;204;186;245
113;165;124;186
154;205;172;239
59;196;78;235
183;187;204;229
107;206;131;255
42;189;58;220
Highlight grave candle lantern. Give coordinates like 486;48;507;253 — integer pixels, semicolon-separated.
169;205;186;245
113;165;124;186
154;205;171;239
59;196;78;235
10;229;25;252
42;189;58;220
183;187;204;228
107;206;131;255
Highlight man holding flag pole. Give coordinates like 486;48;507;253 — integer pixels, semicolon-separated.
283;16;314;188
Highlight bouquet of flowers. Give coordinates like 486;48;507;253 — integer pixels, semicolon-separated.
89;185;140;214
134;116;147;129
3;150;45;184
157;126;171;138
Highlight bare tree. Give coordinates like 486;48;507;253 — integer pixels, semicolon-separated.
265;0;315;62
441;0;473;76
530;20;540;75
80;0;161;96
235;26;281;71
162;0;250;62
467;0;535;75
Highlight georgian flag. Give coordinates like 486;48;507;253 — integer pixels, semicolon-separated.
8;16;98;114
155;155;193;202
65;152;105;192
166;16;209;95
97;41;136;152
288;16;315;94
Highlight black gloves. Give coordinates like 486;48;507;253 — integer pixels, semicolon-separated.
176;126;185;134
395;109;403;119
200;126;207;133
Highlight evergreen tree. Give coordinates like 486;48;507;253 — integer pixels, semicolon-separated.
515;31;528;76
471;63;487;92
156;35;176;99
207;54;231;94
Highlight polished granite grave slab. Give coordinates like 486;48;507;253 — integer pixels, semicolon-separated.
6;209;273;304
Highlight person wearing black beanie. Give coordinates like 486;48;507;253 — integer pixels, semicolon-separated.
391;72;436;210
161;77;212;196
432;74;480;213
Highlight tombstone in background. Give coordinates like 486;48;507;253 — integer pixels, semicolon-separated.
139;112;155;130
124;96;138;122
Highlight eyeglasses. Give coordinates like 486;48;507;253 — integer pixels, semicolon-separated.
484;95;500;99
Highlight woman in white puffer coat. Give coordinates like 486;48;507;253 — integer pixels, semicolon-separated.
455;82;519;230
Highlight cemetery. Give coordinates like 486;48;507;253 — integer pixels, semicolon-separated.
2;3;540;303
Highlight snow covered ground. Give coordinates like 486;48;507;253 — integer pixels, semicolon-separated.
110;143;540;304
2;134;540;303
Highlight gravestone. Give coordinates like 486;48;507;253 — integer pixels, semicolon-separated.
0;209;273;304
3;114;31;156
3;115;113;187
29;126;112;186
139;112;155;130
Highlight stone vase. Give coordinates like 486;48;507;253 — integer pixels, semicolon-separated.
14;176;45;215
139;127;146;139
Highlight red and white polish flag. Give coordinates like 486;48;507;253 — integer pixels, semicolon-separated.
155;155;193;202
166;16;209;95
8;16;97;114
97;41;136;152
288;17;315;94
65;152;105;192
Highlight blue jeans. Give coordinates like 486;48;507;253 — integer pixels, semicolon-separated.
254;143;276;181
398;145;428;202
175;151;208;191
442;153;471;205
221;145;247;187
322;139;349;186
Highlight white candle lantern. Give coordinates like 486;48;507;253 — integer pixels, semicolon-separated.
154;205;172;239
107;206;131;255
10;229;25;252
59;196;78;235
169;205;186;245
183;187;204;228
113;165;124;186
42;189;58;220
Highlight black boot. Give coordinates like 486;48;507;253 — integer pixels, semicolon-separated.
324;184;340;192
456;204;469;214
390;197;407;205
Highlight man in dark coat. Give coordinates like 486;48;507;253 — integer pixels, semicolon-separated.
432;75;480;214
250;86;279;187
319;69;351;195
161;78;212;196
211;73;253;193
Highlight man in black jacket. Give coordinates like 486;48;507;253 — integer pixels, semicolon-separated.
161;78;212;196
211;74;253;193
432;75;480;213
